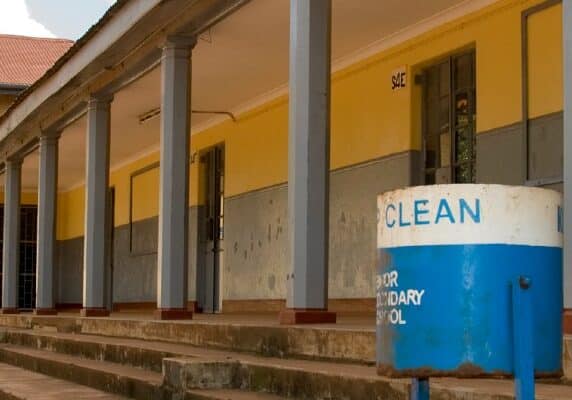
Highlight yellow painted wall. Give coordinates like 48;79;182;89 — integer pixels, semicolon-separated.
0;192;37;205
527;2;562;118
56;0;561;240
56;186;84;240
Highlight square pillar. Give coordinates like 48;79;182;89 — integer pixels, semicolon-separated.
34;133;60;315
1;159;22;314
155;36;195;320
563;0;572;332
82;96;112;318
279;0;336;325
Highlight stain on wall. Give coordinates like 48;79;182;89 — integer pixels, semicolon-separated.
56;206;205;305
224;185;289;300
223;151;421;301
329;151;420;299
112;222;157;302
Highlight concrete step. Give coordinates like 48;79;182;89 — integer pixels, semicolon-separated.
0;344;168;400
0;341;288;400
0;327;175;373
185;389;287;400
2;328;572;400
0;313;376;364
163;357;572;400
0;361;129;399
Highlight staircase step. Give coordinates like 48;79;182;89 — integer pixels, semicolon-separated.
0;313;376;364
1;327;178;372
186;389;287;400
0;344;169;400
164;357;572;400
2;328;572;400
0;361;129;399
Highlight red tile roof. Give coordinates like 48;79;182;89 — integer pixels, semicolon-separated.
0;34;73;87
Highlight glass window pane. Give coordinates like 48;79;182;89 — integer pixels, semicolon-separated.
439;62;450;96
454;54;473;89
455;126;473;164
455;92;470;126
455;163;473;184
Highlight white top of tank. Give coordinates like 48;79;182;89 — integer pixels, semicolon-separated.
377;184;562;248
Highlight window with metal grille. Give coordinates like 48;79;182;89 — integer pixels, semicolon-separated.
0;205;38;310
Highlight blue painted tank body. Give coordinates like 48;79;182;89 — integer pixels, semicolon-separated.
376;184;563;378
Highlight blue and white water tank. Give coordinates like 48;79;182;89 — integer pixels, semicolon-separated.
376;184;562;377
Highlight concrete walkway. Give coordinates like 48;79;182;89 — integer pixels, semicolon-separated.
0;362;128;399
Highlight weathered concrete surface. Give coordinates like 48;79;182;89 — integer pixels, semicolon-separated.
0;344;167;400
225;185;289;301
0;314;376;363
564;335;572;381
78;318;376;363
57;151;419;307
329;152;420;299
185;389;286;399
164;357;409;399
163;356;571;400
1;326;572;400
1;328;175;373
225;151;420;302
0;362;128;399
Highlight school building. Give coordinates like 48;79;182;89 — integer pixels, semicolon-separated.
0;0;571;395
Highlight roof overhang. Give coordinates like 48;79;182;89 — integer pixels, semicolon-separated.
0;83;27;96
0;0;250;159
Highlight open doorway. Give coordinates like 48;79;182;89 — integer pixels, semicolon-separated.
197;145;224;313
105;187;115;311
421;50;476;184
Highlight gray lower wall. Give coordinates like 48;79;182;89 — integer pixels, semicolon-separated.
224;150;421;300
112;220;157;302
56;236;83;304
56;206;203;305
476;111;563;191
224;185;289;300
55;112;563;305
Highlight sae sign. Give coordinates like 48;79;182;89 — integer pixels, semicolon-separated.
376;184;563;378
391;66;407;91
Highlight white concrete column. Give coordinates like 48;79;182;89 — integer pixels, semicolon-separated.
82;96;112;317
35;133;60;315
1;159;22;314
279;0;335;325
155;36;195;320
563;1;572;325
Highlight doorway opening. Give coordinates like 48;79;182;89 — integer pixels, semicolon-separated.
105;187;115;311
198;145;224;313
421;50;476;184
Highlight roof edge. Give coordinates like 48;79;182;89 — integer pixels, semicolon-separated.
0;0;131;125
